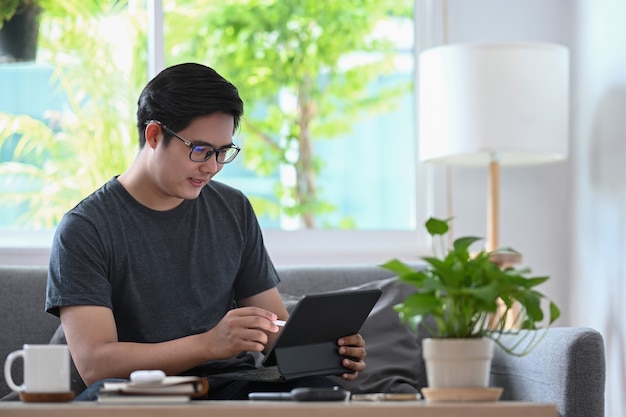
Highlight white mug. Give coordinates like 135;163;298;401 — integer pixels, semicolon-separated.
4;344;70;393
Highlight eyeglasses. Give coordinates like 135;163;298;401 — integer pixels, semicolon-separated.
146;120;240;164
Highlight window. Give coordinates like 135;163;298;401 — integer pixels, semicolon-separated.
0;0;430;265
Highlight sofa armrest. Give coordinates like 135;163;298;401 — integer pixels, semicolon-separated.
490;327;605;417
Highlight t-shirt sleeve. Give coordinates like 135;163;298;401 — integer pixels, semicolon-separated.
46;211;113;317
231;197;280;301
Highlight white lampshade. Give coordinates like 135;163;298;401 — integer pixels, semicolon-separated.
419;42;569;166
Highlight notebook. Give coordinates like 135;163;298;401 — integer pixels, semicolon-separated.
212;288;382;382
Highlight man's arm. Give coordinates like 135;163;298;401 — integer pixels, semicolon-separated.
60;299;281;386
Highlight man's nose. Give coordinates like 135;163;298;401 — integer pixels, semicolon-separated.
199;154;219;174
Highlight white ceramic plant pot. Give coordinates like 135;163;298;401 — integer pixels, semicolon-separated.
422;338;495;388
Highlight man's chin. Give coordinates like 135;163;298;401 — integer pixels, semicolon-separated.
181;185;206;200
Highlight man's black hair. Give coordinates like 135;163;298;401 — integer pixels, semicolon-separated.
136;63;244;147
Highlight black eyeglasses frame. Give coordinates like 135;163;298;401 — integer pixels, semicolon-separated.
145;120;240;164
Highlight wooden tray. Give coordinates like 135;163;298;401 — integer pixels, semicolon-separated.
421;387;503;402
19;391;75;402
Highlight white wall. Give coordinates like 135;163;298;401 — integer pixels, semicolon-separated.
438;1;623;416
572;1;626;417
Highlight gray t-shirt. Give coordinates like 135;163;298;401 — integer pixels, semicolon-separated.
46;177;279;370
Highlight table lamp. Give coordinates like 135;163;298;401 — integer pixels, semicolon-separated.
419;42;569;254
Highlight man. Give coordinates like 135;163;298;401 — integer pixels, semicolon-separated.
45;63;366;400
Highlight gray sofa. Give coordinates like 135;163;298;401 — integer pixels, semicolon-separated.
0;264;605;417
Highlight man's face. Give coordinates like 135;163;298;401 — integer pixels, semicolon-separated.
149;113;235;203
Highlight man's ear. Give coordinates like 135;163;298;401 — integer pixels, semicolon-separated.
144;122;161;150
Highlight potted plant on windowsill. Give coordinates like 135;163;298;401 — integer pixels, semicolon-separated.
381;217;560;396
0;0;42;62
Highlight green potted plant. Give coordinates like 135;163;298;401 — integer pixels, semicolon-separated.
381;217;560;394
0;0;42;62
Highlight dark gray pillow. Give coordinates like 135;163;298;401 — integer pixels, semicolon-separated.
49;323;67;345
281;277;425;394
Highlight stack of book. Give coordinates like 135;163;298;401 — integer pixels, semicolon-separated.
97;376;209;404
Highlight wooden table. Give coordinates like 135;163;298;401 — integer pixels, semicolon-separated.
0;400;557;417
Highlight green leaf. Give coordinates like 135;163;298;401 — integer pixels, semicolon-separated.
517;291;544;322
463;282;500;305
395;293;440;317
549;301;561;324
425;217;449;236
452;236;483;252
521;275;550;288
492;247;521;255
380;259;418;276
422;256;464;287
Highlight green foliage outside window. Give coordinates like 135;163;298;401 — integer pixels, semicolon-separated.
0;0;143;227
0;0;412;229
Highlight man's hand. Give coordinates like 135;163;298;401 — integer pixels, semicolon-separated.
206;307;281;359
337;333;366;381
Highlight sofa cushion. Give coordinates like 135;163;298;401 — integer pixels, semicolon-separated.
49;323;66;345
282;276;425;394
